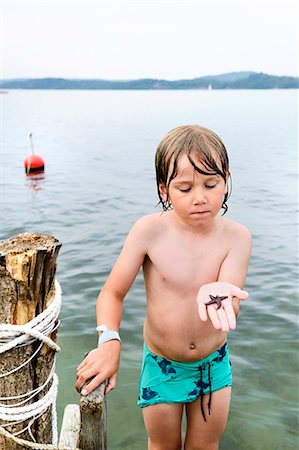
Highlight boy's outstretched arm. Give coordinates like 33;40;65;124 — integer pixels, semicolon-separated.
197;224;252;332
75;218;148;396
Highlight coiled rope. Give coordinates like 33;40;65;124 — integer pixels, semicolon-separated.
0;281;80;449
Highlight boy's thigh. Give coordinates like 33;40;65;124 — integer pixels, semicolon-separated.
142;403;184;450
185;387;231;450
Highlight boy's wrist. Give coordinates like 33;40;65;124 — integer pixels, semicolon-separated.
97;324;121;346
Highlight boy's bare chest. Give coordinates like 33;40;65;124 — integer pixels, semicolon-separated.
147;232;228;290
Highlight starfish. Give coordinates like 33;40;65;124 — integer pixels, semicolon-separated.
205;295;228;310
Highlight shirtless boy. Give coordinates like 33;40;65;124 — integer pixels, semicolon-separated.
76;125;252;450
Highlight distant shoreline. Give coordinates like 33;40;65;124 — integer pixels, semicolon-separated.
0;71;298;90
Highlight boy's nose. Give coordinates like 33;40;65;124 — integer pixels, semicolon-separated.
193;188;207;205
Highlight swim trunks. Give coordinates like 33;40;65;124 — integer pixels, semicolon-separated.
137;341;232;421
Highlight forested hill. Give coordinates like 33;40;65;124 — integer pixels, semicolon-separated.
1;71;298;89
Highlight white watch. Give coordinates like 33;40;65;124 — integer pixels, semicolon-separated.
96;324;121;345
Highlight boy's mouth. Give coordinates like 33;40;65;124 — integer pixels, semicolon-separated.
191;210;209;215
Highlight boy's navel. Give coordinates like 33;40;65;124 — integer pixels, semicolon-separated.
189;343;196;350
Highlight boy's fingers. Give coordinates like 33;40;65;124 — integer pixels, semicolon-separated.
105;373;118;395
198;301;208;321
76;363;91;377
75;366;103;392
76;350;96;372
217;308;230;332
207;306;221;330
231;285;249;300
75;378;88;394
76;359;88;372
222;302;236;330
79;366;98;383
80;374;105;396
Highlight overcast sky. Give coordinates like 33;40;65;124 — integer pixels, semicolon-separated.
1;0;298;80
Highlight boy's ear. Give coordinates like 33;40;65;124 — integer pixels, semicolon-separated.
159;183;167;202
224;171;230;195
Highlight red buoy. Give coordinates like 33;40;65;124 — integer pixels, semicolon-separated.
24;154;45;175
24;132;45;175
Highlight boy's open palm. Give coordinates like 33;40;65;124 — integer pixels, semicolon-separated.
197;281;248;332
75;340;121;396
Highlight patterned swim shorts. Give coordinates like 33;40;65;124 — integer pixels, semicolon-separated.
137;341;232;421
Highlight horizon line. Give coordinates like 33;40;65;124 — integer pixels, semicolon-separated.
1;71;298;81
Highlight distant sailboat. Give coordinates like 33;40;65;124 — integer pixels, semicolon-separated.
208;84;213;90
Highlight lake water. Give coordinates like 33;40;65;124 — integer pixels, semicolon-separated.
1;89;298;449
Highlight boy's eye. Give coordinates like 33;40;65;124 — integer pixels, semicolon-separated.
179;187;191;192
205;184;217;189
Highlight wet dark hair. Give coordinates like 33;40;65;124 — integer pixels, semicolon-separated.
155;125;231;214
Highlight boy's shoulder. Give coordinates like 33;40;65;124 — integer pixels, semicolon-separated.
133;212;164;233
128;213;166;249
220;217;252;242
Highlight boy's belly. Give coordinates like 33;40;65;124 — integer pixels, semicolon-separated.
143;307;227;363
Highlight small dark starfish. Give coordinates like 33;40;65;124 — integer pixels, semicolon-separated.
205;295;228;310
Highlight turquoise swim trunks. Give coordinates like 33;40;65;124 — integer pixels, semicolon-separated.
138;342;232;421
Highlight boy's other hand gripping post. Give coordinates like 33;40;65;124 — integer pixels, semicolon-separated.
197;281;249;332
75;339;121;396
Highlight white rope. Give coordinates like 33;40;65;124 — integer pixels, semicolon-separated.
0;425;81;449
1;362;59;410
0;364;55;407
0;280;71;449
0;373;58;422
0;341;44;381
0;281;62;354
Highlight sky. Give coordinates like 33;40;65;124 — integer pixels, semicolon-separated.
0;0;298;80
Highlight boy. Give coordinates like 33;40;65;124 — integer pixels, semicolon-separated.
76;125;251;450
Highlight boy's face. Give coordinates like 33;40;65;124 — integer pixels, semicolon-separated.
160;153;228;226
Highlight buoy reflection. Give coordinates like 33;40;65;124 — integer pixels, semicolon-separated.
25;171;45;191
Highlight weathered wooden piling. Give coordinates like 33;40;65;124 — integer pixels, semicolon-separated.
58;404;81;448
59;383;107;450
0;232;108;450
0;233;61;449
79;383;107;450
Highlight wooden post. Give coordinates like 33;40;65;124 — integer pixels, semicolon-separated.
0;232;61;449
79;383;107;450
59;404;81;448
59;382;108;450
